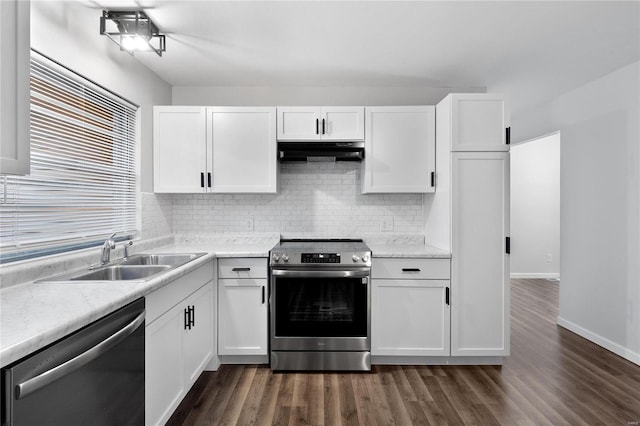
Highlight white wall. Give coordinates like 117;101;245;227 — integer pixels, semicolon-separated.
510;133;560;278
31;1;172;195
507;61;640;365
172;85;485;106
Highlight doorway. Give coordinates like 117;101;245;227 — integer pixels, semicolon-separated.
510;132;561;280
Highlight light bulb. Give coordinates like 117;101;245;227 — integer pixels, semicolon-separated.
121;35;150;52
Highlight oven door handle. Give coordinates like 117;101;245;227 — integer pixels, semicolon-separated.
271;269;370;278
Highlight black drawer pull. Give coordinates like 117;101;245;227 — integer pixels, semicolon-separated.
402;268;421;272
261;286;265;304
207;172;212;188
232;267;251;272
184;307;190;330
322;118;326;134
316;118;319;135
200;172;204;188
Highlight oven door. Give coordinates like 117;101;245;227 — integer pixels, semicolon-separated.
270;268;370;352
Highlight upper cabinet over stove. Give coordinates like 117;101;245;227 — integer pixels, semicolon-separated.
276;107;364;141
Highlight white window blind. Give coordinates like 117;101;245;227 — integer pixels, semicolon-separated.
0;52;138;263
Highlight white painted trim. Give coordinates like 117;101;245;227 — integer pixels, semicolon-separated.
510;273;560;279
557;317;640;366
372;356;503;365
219;355;268;364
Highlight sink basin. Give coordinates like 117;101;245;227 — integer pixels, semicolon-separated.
69;265;171;281
36;252;207;283
121;253;206;267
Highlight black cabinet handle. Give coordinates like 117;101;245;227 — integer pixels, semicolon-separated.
261;286;265;304
232;267;251;272
430;171;435;187
316;118;319;135
445;287;450;305
506;127;511;145
189;305;195;327
402;268;421;272
184;307;190;330
506;237;511;254
322;118;326;134
207;172;212;188
200;172;204;188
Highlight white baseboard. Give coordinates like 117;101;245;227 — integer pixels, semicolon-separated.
510;273;560;279
557;316;640;366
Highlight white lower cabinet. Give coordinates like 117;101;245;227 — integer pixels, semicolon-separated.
371;258;451;357
217;258;268;357
372;279;450;356
146;262;214;426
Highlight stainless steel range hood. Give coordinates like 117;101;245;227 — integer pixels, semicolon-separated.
278;141;365;162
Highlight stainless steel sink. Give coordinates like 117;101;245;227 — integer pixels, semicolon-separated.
36;252;207;283
121;253;205;267
69;265;171;281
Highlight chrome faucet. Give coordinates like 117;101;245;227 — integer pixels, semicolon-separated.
124;240;133;258
100;232;118;265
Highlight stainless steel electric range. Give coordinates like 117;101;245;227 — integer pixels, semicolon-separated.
269;238;372;371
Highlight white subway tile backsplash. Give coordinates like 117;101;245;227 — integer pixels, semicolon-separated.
172;162;423;237
141;193;173;239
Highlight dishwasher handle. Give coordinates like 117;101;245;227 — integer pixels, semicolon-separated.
15;311;145;400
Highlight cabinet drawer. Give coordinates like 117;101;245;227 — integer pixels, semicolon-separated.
372;258;450;279
218;258;268;279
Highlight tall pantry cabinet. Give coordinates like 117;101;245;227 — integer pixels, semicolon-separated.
426;94;510;357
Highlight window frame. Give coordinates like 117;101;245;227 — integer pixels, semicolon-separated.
0;50;141;264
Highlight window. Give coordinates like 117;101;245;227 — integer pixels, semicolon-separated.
0;52;138;263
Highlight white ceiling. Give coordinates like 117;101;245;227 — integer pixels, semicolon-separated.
90;1;640;115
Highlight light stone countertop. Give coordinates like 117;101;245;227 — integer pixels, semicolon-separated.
0;238;277;368
0;235;449;368
368;243;451;258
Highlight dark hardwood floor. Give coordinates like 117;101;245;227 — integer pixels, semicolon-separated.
167;279;640;425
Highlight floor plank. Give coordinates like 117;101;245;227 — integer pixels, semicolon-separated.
167;279;640;425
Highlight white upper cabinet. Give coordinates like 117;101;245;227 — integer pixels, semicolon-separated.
277;107;364;141
0;0;30;175
362;106;435;193
207;107;277;193
447;94;509;151
153;106;207;193
153;106;277;193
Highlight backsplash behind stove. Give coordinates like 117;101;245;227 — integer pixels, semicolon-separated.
171;162;423;236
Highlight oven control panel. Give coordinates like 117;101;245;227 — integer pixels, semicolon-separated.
301;253;341;263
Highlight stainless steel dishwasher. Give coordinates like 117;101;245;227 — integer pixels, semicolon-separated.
2;298;145;426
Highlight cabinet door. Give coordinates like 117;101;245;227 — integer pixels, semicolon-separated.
450;94;508;151
146;305;184;426
451;152;510;356
362;106;435;193
372;279;450;356
0;0;30;175
153;106;207;193
218;278;268;355
207;107;277;193
183;282;214;387
321;107;364;141
276;107;321;141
